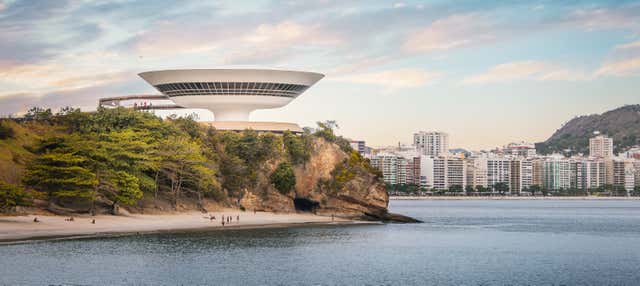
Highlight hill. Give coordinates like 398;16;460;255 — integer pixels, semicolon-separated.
0;108;408;221
536;105;640;155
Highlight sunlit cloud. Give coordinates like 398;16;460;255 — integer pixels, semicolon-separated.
462;61;590;84
595;40;640;77
567;6;640;32
404;13;496;54
336;68;440;89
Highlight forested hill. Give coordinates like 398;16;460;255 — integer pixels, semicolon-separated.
0;107;398;221
536;105;640;155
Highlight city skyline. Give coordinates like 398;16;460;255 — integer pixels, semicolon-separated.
1;1;640;149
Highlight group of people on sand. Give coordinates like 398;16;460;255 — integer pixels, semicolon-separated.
207;213;241;226
32;217;95;224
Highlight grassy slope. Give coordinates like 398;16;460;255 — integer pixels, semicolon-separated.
0;121;65;184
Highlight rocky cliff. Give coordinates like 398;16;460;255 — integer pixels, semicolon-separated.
239;138;391;220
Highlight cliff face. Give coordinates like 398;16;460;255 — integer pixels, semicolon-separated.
239;138;390;220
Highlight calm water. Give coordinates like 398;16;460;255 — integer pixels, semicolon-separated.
1;200;640;285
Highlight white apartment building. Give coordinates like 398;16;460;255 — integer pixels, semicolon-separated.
580;158;606;190
420;155;435;188
487;156;511;190
510;159;533;193
543;156;572;190
466;156;488;188
413;131;449;157
613;158;636;192
370;153;399;185
589;135;614;158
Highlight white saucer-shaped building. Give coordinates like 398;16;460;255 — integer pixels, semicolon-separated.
138;69;323;132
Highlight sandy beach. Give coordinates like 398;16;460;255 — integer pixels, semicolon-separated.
391;196;640;200
0;211;370;244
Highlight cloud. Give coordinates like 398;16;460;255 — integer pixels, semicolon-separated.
337;68;440;89
595;40;640;77
463;61;589;84
567;6;640;32
222;21;343;64
393;3;407;9
404;13;496;53
0;77;150;116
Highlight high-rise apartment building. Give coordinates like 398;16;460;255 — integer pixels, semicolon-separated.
613;159;636;192
413;131;449;157
466;156;488;188
510;159;533;193
589;135;614;158
543;157;572;190
370;153;399;185
580;158;606;190
487;157;510;190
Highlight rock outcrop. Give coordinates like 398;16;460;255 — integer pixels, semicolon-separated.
239;138;402;221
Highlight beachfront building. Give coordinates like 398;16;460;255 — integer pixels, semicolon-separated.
487;156;511;191
466;156;488;188
138;69;323;133
542;156;572;190
510;159;533;194
425;156;466;190
370;153;400;185
413;131;449;157
612;158;636;192
579;158;606;191
589;134;614;158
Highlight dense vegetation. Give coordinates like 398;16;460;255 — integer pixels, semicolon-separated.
536;105;640;155
0;107;337;214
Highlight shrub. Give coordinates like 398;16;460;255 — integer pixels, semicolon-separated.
0;181;31;211
270;162;296;195
0;121;14;140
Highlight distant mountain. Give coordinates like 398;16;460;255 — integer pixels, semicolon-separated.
536;105;640;155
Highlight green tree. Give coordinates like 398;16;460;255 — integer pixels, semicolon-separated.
157;136;215;208
465;185;475;194
24;107;53;122
283;130;309;165
529;185;542;196
0;181;32;211
0;120;14;140
450;184;463;193
23;152;98;203
493;182;509;195
632;185;640;197
270;162;297;195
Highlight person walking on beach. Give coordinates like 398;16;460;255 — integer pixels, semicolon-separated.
237;215;240;223
222;220;225;227
91;219;95;224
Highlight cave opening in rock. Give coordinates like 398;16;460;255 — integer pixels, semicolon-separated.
293;198;319;212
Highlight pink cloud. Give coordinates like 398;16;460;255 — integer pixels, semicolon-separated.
404;13;496;54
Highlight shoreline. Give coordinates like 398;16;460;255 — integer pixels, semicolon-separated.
0;211;377;244
390;196;640;200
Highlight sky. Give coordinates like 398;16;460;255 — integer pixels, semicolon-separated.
1;0;639;150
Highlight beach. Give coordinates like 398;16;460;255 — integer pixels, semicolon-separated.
390;196;640;200
0;211;368;243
